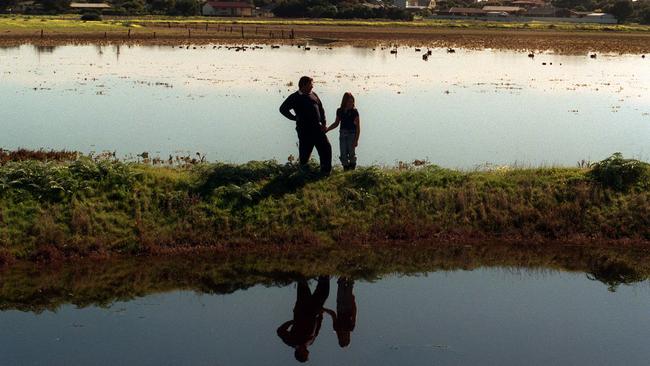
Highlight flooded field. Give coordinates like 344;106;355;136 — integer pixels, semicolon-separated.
1;44;649;168
2;246;650;366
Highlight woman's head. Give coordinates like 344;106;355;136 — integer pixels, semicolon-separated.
340;92;355;110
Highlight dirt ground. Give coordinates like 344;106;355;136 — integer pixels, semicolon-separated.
2;23;650;54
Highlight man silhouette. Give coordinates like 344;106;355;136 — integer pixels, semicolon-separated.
277;276;330;362
279;76;332;175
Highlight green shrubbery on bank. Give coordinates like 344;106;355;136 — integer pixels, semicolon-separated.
1;152;650;263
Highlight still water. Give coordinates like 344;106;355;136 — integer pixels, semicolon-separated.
1;44;649;168
1;267;650;365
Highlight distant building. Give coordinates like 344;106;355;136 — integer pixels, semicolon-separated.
570;11;616;22
445;7;486;16
395;0;436;10
482;5;525;15
202;1;254;17
69;2;111;11
511;0;547;9
525;5;560;17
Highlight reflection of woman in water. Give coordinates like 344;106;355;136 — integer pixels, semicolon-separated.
277;276;330;363
324;277;357;347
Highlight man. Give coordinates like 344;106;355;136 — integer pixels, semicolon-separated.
277;276;330;363
279;76;332;175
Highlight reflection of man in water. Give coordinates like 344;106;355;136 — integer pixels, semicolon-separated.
277;276;330;363
324;277;357;347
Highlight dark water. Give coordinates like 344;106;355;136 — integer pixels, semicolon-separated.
1;44;650;168
2;261;650;365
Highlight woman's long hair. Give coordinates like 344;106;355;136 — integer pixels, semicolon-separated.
340;92;355;110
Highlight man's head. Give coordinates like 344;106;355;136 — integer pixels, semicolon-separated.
294;345;309;363
298;76;313;94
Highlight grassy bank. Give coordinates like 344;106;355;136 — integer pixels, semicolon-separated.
1;151;650;265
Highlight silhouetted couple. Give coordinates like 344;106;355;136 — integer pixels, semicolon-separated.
280;76;361;175
277;277;357;363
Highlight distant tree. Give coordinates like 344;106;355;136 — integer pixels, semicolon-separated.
172;0;198;15
307;4;337;17
253;0;273;7
148;0;175;14
273;0;308;17
117;0;147;13
551;0;594;11
0;0;18;13
39;0;71;13
608;0;633;22
639;5;650;24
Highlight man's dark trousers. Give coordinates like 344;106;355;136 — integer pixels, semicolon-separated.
297;127;332;174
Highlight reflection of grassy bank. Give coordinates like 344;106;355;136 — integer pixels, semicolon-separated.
2;244;650;312
1;152;650;264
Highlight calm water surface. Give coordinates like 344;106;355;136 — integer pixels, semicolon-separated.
2;268;650;365
1;44;649;168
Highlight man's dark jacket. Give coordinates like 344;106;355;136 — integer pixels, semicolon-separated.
279;91;326;131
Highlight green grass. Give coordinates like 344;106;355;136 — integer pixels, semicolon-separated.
1;14;649;33
0;15;136;31
1;152;650;265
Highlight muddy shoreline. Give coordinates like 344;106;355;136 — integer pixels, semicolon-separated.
2;26;650;54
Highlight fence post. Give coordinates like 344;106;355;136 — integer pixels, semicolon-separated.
188;29;191;38
241;27;244;39
205;22;208;31
128;29;131;39
291;29;294;39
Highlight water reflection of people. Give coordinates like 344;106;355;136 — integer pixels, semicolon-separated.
324;277;357;347
277;276;330;362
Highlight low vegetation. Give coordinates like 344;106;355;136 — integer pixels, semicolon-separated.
2;243;649;312
1;150;650;265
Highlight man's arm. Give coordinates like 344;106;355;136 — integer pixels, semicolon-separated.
279;94;297;121
315;93;327;128
277;320;294;346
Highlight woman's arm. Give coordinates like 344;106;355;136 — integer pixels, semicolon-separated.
326;116;341;133
353;117;360;147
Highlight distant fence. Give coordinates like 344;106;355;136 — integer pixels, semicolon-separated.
429;15;618;24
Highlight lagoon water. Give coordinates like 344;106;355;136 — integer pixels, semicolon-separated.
1;44;650;168
2;268;650;366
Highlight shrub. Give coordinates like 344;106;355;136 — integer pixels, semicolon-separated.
589;153;650;191
80;12;102;21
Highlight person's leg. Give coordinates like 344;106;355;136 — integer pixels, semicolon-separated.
297;129;315;170
312;276;330;308
314;131;332;175
339;133;349;169
296;279;311;307
349;132;357;170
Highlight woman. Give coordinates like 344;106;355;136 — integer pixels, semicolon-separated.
326;92;360;171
